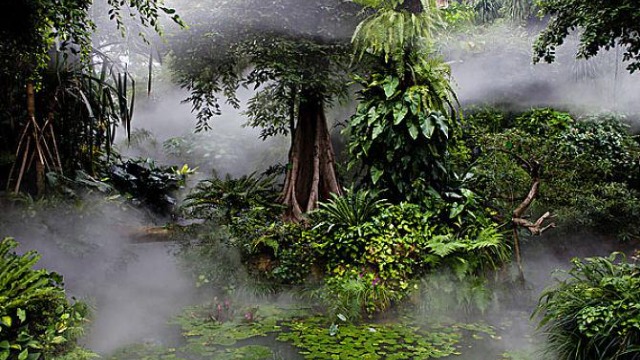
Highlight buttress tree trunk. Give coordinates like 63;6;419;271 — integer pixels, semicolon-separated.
281;91;341;221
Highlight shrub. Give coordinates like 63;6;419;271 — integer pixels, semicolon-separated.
179;173;314;287
346;57;458;203
0;237;88;360
534;253;640;359
514;108;574;137
557;114;640;184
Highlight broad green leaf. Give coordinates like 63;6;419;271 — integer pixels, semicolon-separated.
372;123;384;140
0;317;10;327
383;76;399;99
393;104;408;125
408;122;419;140
370;167;384;184
51;336;66;344
420;117;435;139
449;203;465;219
434;114;449;138
18;349;28;360
367;106;378;126
17;309;26;322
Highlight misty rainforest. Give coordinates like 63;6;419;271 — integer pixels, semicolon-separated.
2;0;640;359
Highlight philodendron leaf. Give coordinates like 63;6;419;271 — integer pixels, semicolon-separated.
0;317;11;327
383;76;400;99
393;102;409;125
371;167;384;184
408;122;419;140
372;123;384;140
433;114;449;138
420;117;435;139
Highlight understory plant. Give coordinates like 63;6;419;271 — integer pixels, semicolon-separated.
107;156;190;214
311;189;509;320
0;237;89;360
180;173;316;287
534;253;640;359
347;55;458;203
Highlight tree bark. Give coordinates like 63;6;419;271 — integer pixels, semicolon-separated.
281;91;341;221
510;158;555;284
402;0;423;13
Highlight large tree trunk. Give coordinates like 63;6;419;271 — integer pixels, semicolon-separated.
281;91;341;221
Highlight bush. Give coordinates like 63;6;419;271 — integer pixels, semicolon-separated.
534;253;640;359
0;237;88;360
179;173;314;287
182;172;279;223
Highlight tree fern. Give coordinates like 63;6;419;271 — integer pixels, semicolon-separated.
315;187;388;229
352;0;443;63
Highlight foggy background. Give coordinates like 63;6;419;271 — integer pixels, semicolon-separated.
447;24;640;117
2;3;639;357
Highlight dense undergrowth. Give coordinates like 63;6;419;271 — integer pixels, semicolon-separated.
465;108;640;241
3;106;640;359
0;237;90;360
173;106;640;358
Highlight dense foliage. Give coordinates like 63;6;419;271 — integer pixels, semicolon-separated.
0;237;88;360
107;157;188;213
310;189;508;319
4;0;640;358
347;57;458;202
534;253;640;359
0;0;182;194
466;108;640;240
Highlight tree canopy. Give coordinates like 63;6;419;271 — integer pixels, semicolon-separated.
533;0;640;73
169;0;362;133
168;0;365;219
